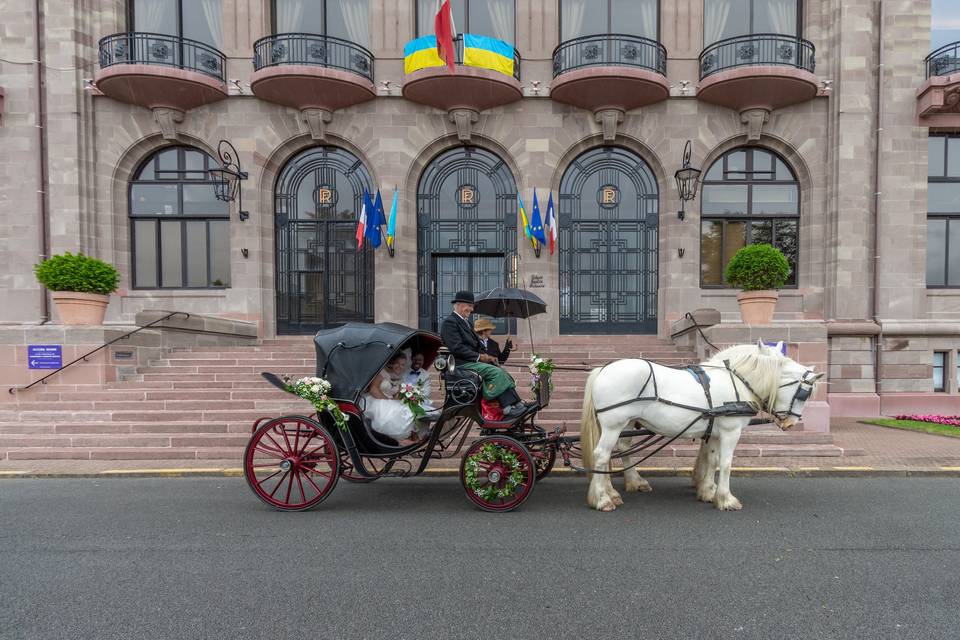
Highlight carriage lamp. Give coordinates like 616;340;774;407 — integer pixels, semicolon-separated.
209;139;250;221
674;140;702;222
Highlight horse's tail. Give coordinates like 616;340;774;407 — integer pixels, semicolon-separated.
579;367;603;473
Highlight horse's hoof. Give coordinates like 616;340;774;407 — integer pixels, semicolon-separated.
697;484;717;502
599;501;617;512
626;479;652;493
611;494;624;506
714;495;742;511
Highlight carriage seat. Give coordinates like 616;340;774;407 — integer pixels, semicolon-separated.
338;401;404;453
481;402;539;429
442;368;482;406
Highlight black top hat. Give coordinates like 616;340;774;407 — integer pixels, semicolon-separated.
451;290;475;304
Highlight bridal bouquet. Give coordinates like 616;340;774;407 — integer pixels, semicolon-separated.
283;375;348;431
528;353;555;394
398;381;428;418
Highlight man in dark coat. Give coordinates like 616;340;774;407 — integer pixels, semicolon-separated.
439;290;527;418
474;317;512;365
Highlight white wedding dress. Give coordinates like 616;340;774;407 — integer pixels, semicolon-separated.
360;371;415;439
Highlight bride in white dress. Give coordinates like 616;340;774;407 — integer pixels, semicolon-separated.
361;353;418;443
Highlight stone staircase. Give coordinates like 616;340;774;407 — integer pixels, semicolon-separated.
0;335;852;462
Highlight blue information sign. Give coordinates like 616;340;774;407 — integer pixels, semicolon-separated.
28;345;62;369
764;341;787;355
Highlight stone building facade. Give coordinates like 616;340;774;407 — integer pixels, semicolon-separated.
0;0;956;421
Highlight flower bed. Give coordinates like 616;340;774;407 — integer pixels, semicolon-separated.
894;415;960;427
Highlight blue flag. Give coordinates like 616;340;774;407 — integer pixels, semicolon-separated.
363;190;381;248
373;190;388;227
530;190;547;246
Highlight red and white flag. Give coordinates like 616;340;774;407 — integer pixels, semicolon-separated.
355;196;367;250
434;0;457;73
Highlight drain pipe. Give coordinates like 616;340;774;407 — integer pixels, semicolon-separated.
871;0;887;399
33;0;51;324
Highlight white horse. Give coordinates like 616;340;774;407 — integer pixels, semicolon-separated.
580;341;824;512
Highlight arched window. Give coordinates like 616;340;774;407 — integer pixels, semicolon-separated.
927;134;960;287
700;147;799;287
560;0;659;41
273;0;370;47
416;0;515;43
704;0;801;45
129;146;230;289
129;0;223;49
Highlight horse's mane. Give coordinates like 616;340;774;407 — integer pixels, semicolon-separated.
704;344;783;412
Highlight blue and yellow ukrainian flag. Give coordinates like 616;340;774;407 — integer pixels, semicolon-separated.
463;34;514;77
404;35;444;74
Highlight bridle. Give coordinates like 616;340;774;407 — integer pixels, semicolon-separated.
771;370;818;421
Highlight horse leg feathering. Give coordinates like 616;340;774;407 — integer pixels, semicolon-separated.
712;426;743;511
619;438;652;493
580;368;622;512
695;439;719;503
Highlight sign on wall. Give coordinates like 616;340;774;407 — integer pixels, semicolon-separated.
28;345;62;369
764;341;788;355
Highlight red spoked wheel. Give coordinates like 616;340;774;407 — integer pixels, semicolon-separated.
460;435;535;512
243;416;340;511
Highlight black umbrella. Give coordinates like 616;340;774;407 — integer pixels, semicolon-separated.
474;287;547;354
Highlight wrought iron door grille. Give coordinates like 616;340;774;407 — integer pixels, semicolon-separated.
558;147;659;334
275;147;374;334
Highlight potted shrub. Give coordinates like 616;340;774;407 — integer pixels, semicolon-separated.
724;243;791;325
34;252;119;325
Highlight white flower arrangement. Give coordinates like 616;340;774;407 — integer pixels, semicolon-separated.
282;375;347;431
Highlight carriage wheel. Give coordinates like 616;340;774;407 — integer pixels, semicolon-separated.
460;436;535;512
531;445;557;481
244;416;340;511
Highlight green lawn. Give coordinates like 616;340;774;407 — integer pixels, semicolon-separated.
861;418;960;439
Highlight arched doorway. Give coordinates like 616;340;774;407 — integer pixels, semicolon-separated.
417;146;517;331
558;146;659;334
275;146;374;334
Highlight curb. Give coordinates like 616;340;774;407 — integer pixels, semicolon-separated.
2;467;960;479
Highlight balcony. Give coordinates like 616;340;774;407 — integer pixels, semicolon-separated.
250;33;376;115
402;34;522;113
697;34;818;112
917;41;960;126
95;32;228;112
550;34;669;113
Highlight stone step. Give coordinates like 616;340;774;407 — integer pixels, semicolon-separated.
0;433;251;448
0;422;235;435
1;447;243;461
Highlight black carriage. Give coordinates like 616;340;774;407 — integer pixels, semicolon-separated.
243;322;558;512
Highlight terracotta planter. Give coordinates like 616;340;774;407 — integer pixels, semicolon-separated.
51;291;110;325
736;290;779;325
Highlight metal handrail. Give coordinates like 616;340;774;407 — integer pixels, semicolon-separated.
98;32;226;81
699;33;815;80
8;311;191;395
552;33;667;77
926;40;960;78
253;32;375;82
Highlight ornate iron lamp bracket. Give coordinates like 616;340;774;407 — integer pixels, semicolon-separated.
210;139;250;221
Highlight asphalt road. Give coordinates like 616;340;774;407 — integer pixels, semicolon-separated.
1;475;958;640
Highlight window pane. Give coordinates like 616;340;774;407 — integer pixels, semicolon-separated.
755;0;797;35
184;150;207;179
775;158;794;181
706;0;750;43
160;220;183;287
929;136;946;177
133;0;176;34
751;219;773;245
417;0;433;36
182;0;223;49
701;185;748;215
752;184;799;215
133;220;158;288
949;137;960;178
563;0;606;40
704;159;722;181
723;221;747;283
156;148;178;177
701;220;724;285
183;184;229;215
326;0;370;47
209;220;231;286
469;0;514;41
276;0;324;34
752;149;774;176
726;150;746;174
949;219;960;286
933;352;945;391
927;219;947;287
612;0;658;40
774;219;799;286
929;183;960;213
131;184;179;216
186;220;208;287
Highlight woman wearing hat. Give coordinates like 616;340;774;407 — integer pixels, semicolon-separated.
474;317;512;365
439;290;530;418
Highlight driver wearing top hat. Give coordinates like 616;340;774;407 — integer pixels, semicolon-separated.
440;290;529;418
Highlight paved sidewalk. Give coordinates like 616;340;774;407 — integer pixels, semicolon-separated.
1;419;959;477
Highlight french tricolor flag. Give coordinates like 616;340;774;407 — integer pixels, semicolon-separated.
355;193;368;251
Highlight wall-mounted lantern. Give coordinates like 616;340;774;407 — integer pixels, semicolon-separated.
674;140;702;222
209;139;249;221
